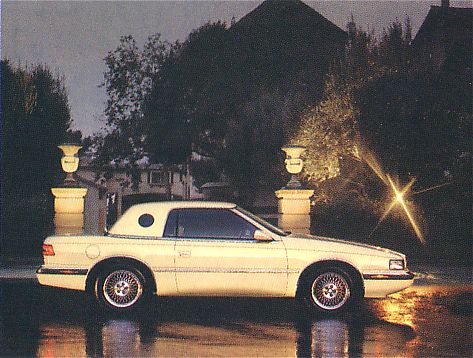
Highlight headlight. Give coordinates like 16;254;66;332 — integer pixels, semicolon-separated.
389;259;405;270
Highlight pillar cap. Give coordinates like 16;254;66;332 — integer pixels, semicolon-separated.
51;187;88;198
275;188;314;199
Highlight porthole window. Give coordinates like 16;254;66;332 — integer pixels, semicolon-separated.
138;213;154;228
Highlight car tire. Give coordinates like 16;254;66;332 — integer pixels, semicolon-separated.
301;267;355;314
94;265;148;312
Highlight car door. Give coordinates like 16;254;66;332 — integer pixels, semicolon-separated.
171;208;288;296
132;212;177;295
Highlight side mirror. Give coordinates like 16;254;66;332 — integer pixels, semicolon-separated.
253;230;273;242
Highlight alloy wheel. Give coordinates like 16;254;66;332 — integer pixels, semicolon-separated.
311;272;351;310
102;269;143;308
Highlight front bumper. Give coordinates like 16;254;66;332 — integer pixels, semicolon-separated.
36;266;88;291
363;271;415;298
363;271;415;280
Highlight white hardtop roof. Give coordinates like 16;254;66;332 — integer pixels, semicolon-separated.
108;201;237;237
126;201;236;212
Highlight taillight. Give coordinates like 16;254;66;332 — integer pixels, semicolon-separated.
42;244;55;256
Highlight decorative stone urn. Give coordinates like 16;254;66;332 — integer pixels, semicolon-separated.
275;145;314;234
51;144;87;235
282;145;306;188
58;144;82;185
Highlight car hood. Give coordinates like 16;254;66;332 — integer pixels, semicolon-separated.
283;233;405;259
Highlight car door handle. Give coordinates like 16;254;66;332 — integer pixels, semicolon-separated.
178;250;191;257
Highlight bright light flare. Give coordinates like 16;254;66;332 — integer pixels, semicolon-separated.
387;175;415;206
363;151;388;185
413;181;453;195
382;175;425;245
364;150;425;245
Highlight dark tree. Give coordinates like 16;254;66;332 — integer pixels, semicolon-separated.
358;72;470;184
289;17;471;261
356;69;471;261
222;91;291;201
97;34;171;167
97;7;347;200
1;60;73;258
144;22;232;164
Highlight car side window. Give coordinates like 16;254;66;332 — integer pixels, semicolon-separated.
138;213;154;228
163;210;178;237
174;208;257;240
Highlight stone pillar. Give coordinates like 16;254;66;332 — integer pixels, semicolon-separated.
275;189;314;234
51;187;88;235
52;144;88;235
276;145;314;234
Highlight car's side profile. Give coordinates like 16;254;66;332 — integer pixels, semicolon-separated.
37;201;414;313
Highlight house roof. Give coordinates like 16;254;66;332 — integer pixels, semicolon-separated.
412;5;472;73
201;182;231;189
229;0;348;59
227;0;347;100
413;5;472;46
231;0;346;42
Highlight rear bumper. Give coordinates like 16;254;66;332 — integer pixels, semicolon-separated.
363;271;415;298
36;266;87;291
36;267;88;275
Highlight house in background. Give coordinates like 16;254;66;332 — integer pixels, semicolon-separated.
228;0;347;105
76;0;348;220
411;0;472;76
76;159;204;234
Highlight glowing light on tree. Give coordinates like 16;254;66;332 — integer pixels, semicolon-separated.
290;75;360;184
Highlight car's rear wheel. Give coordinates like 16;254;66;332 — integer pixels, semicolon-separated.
301;267;355;314
94;265;147;311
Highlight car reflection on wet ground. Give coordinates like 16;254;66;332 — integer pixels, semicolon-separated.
1;279;471;357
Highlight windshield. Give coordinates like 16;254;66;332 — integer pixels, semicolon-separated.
235;207;289;236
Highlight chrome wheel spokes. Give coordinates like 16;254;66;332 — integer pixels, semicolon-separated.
311;272;350;310
103;270;143;308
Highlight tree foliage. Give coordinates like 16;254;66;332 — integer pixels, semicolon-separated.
95;17;345;200
357;71;471;185
1;60;74;257
290;18;471;261
291;19;413;185
144;22;231;164
96;23;233;170
290;75;359;183
97;34;172;167
222;91;292;199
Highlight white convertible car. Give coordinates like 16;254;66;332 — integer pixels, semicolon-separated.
37;201;414;313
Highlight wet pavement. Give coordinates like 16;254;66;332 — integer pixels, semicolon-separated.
0;277;471;357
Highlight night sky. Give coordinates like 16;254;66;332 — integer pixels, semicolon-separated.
3;0;471;136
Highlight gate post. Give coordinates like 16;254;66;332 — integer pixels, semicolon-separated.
275;146;314;234
51;144;88;235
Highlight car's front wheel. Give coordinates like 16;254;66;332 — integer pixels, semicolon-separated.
94;265;147;311
301;267;355;314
